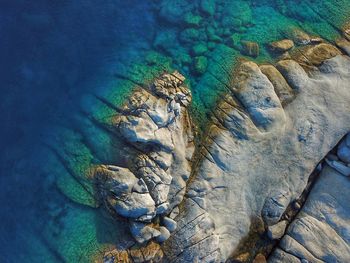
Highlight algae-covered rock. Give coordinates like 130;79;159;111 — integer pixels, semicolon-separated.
199;0;215;16
221;1;252;26
153;29;178;53
206;26;222;43
158;0;194;24
192;43;208;56
179;28;200;43
226;33;242;49
285;27;311;45
193;56;208;75
184;12;202;27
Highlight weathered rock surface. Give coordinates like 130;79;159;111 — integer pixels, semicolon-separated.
163;47;350;261
97;42;350;262
94;71;195;245
269;145;350;262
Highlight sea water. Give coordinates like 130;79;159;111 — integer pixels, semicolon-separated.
0;0;349;262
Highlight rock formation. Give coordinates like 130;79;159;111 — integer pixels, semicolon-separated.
94;38;350;262
94;71;195;245
270;133;350;262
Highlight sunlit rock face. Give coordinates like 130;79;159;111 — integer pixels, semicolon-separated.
94;71;195;245
162;46;350;262
270;133;350;262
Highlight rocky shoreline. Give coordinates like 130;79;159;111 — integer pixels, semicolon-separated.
92;25;350;263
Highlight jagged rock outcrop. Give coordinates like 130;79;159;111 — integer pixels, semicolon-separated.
96;39;350;262
94;71;195;245
162;44;350;262
269;133;350;262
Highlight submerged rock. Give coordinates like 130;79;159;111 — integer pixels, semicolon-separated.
241;40;259;57
269;39;294;52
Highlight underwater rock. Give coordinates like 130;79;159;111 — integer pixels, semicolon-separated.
184;12;202;27
199;0;215;16
158;0;194;24
240;40;259;57
269;39;294;52
192;43;208;56
286;28;311;45
193;56;208;75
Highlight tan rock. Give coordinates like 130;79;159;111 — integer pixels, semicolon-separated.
335;37;350;56
292;43;342;67
241;41;260;57
260;64;295;106
287;28;311;45
269;39;294;52
253;253;267;263
342;21;350;41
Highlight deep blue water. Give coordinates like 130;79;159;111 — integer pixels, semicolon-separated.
0;1;155;261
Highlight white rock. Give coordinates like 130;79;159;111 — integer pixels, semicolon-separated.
162;216;177;232
156;226;171;243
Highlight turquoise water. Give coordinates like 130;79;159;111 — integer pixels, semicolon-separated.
1;0;349;262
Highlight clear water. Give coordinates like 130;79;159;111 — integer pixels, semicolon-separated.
0;0;349;262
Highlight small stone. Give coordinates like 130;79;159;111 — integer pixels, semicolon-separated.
155;226;171;243
267;220;288;240
293;201;301;210
253;253;267;263
130;221;161;244
327;153;339;161
241;41;259;57
156;202;170;215
269;39;294;52
326;159;350;176
162;216;177;232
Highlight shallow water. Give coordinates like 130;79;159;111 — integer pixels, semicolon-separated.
1;0;349;262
